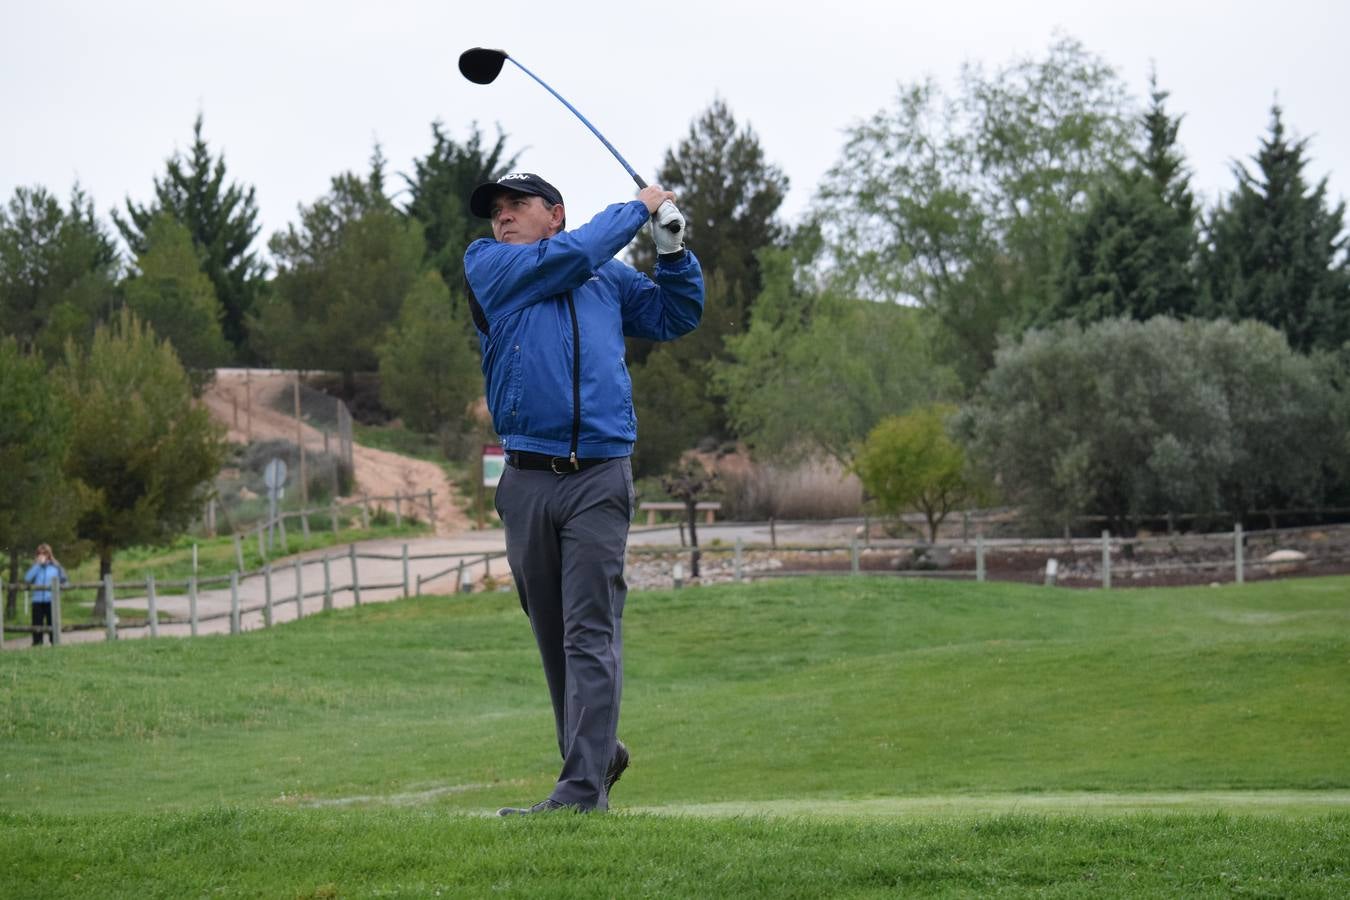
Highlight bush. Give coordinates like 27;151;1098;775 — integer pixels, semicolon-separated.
959;316;1342;532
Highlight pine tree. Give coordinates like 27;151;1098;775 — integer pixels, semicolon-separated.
624;100;789;473
114;115;263;359
122;215;230;392
257;149;424;393
0;185;119;360
1050;77;1200;323
57;308;226;614
1202;104;1350;352
402;122;517;293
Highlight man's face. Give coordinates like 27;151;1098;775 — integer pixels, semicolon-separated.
490;191;564;244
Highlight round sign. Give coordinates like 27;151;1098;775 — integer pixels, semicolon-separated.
263;458;288;490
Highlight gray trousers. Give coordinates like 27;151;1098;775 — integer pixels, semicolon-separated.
495;457;634;809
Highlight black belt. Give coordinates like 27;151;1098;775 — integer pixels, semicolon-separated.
507;451;617;475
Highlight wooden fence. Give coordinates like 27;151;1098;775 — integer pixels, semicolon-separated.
2;542;506;649
626;521;1350;589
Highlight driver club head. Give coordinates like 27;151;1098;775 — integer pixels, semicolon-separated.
458;48;509;85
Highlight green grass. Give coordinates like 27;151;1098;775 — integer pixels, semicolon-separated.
1;576;1347;896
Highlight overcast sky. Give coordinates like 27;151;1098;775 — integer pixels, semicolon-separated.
4;0;1347;261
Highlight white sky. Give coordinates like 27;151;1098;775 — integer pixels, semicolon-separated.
3;0;1347;263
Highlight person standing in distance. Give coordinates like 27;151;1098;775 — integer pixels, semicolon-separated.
24;543;69;647
463;173;703;814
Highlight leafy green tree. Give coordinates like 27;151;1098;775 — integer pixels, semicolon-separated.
0;185;119;360
1201;105;1350;352
0;337;85;616
854;405;985;542
1049;77;1201;324
257;151;425;393
959;316;1338;532
114;115;264;359
816;35;1133;386
402;122;517;293
122;216;230;393
57;309;227;614
377;271;481;452
715;236;958;467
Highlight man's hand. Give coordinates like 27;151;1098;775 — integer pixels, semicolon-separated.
637;185;675;214
649;200;685;255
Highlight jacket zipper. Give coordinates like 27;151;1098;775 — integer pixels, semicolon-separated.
565;291;580;469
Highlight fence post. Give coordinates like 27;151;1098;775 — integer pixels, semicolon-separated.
402;544;410;598
361;496;371;529
189;576;199;637
850;538;860;576
50;580;62;646
734;537;744;583
103;575;117;641
425;489;435;527
976;534;986;583
350;544;361;606
1101;530;1112;590
263;563;274;627
769;517;777;549
330;504;339;535
294;558;304;617
301;509;311;540
1234;523;1244;584
278;515;288;553
323;554;333;611
257;522;266;562
395;492;403;528
456;559;466;594
147;574;159;638
229;572;241;635
233;533;244;572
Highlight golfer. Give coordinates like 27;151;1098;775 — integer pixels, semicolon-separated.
464;173;704;814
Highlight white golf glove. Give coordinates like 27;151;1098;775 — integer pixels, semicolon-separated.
650;200;685;255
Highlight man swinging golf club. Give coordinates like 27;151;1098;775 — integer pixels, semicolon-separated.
464;173;704;814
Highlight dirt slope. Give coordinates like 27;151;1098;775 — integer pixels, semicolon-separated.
203;370;469;535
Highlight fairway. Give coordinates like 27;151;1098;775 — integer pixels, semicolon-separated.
2;575;1347;897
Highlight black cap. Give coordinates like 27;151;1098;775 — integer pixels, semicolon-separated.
469;173;565;219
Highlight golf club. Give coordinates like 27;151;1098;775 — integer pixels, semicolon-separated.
459;47;681;233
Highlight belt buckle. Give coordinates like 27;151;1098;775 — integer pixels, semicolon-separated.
549;457;575;475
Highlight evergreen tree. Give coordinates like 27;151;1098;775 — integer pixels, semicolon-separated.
0;337;85;617
114;115;264;359
402;122;517;293
257;149;425;393
57;308;227;614
122;216;230;393
1202;105;1350;352
624;100;789;473
1050;77;1200;323
377;271;480;453
0;185;119;360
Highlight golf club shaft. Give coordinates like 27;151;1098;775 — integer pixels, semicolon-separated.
505;57;647;191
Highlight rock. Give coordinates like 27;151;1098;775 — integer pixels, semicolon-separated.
1263;548;1308;575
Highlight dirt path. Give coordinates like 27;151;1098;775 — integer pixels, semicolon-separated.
203;370;469;535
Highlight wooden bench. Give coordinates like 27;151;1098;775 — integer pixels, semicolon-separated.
639;501;722;526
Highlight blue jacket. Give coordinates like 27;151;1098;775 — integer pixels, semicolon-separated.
464;200;704;459
24;561;68;604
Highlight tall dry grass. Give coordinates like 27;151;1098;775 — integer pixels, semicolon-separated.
718;457;863;520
